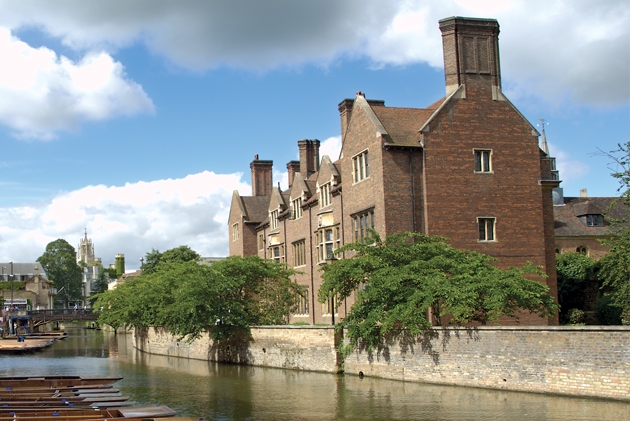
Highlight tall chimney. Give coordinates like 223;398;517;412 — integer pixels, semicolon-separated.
439;17;501;98
250;155;273;197
287;160;300;188
297;140;320;179
338;99;354;140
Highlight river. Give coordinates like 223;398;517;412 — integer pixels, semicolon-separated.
1;325;627;420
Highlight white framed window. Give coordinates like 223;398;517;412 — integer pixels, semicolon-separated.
352;150;369;183
291;197;303;220
576;246;588;255
352;209;375;242
232;223;239;241
271;245;284;263
321;295;337;316
294;289;309;316
270;209;279;229
477;217;496;242
293;240;306;267
474;149;492;173
316;227;339;263
319;182;332;208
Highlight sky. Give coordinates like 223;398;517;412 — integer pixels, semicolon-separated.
0;0;628;271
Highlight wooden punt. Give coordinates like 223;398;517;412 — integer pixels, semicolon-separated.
0;376;123;388
0;404;179;419
0;339;56;353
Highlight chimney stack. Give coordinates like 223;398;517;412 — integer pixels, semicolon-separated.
287;160;300;188
298;140;320;180
250;155;273;197
439;17;501;98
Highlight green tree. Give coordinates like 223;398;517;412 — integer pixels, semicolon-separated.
89;269;110;304
555;252;596;323
37;239;83;308
141;246;200;274
318;232;558;351
598;141;630;323
93;250;303;341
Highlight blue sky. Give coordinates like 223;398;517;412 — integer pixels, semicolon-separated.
0;0;628;270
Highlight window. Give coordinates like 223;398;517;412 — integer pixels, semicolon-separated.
258;234;265;251
478;217;495;241
291;197;303;220
322;296;337;316
474;149;492;173
352;209;375;242
293;240;306;267
271;245;284;263
317;228;337;262
270;209;279;229
576;246;588;255
586;214;604;227
294;290;309;316
232;223;239;241
352;150;369;183
320;182;332;208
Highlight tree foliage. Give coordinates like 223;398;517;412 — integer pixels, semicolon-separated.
555;252;596;323
318;232;558;351
141;246;201;274
37;239;83;308
93;252;303;341
598;141;630;323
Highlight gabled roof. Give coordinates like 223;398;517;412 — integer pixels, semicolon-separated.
554;197;627;237
316;155;340;186
289;173;311;200
241;195;271;224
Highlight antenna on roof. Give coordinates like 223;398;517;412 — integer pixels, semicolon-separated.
538;118;549;155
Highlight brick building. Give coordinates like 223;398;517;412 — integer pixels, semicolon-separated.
554;188;627;259
228;16;560;326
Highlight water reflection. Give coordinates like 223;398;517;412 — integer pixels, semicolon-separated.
0;325;626;420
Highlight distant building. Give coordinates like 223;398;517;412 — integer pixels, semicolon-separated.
0;262;55;310
228;16;560;326
77;229;105;307
554;188;627;258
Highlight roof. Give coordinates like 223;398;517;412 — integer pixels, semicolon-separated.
0;263;48;279
554;197;627;237
241;196;270;224
372;106;438;147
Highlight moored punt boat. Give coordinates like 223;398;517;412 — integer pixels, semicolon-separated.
0;404;179;419
0;377;202;420
0;339;55;353
0;376;122;388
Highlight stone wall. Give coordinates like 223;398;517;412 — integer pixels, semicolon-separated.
135;326;341;373
343;326;630;401
134;325;630;401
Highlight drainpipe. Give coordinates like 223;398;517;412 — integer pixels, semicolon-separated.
308;206;316;325
409;149;417;233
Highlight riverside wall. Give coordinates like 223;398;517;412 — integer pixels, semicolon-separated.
134;325;630;401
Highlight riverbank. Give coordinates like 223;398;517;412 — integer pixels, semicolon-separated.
134;325;630;402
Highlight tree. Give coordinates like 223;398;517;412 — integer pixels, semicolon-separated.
555;252;596;323
318;232;558;351
37;239;83;308
141;246;200;274
89;269;110;304
93;249;303;341
598;141;630;324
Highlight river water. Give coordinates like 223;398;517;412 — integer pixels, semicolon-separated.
0;325;627;420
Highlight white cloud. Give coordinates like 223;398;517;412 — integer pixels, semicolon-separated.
0;0;626;109
0;171;249;270
320;135;342;162
0;27;153;139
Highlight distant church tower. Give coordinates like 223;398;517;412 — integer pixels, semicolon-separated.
77;228;96;264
